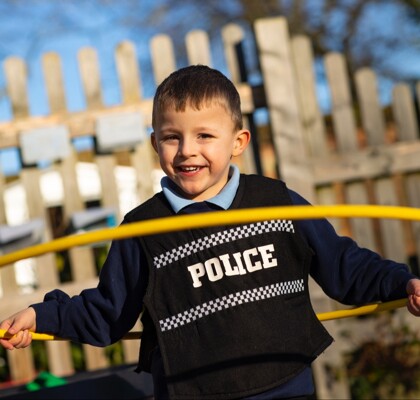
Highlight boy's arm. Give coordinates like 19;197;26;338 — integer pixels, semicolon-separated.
33;235;147;346
2;234;147;348
407;279;420;316
289;189;418;306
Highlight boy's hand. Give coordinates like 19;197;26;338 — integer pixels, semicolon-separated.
407;279;420;316
0;307;36;350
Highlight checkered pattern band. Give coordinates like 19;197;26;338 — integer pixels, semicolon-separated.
154;220;294;269
159;279;304;332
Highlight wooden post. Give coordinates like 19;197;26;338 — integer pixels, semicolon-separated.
254;17;316;202
186;30;212;66
394;83;420;269
291;35;328;157
346;68;383;253
115;40;145;361
115;41;142;105
355;68;385;146
53;47;109;371
221;23;257;175
150;34;177;86
2;56;36;382
324;53;358;152
255;19;350;399
290;35;340;230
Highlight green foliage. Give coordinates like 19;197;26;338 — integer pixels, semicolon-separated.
31;341;48;371
105;342;125;366
345;319;420;399
70;343;86;372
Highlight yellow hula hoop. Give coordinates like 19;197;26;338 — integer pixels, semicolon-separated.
0;298;408;341
0;204;416;341
2;204;420;267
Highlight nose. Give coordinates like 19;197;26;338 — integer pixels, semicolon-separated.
178;137;197;157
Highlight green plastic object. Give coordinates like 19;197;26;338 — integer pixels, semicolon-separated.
25;371;67;391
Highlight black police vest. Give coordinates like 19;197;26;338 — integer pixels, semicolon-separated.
125;174;333;400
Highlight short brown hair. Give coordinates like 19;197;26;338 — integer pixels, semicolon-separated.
152;65;243;130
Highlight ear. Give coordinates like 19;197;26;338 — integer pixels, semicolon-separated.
150;132;159;153
232;129;251;157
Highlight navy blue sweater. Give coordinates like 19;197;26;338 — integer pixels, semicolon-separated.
32;189;416;399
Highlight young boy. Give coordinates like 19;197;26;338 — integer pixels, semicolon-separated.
1;65;420;400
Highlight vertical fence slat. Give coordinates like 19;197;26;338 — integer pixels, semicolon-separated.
20;169;58;289
186;30;212;66
346;67;386;251
392;83;419;141
114;40;148;361
394;82;420;269
291;35;339;231
115;41;142;104
345;182;378;251
42;52;67;113
355;68;386;146
78;47;103;109
3;57;29;119
95;155;120;218
150;34;177;86
405;174;420;270
20;167;75;376
131;142;156;203
291;35;328;157
2;56;36;382
374;178;407;262
254;17;315;202
256;18;350;399
324;53;358;152
114;40;157;204
60;150;109;371
325;56;370;246
221;23;256;175
221;23;244;84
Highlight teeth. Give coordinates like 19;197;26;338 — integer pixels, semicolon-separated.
181;166;199;172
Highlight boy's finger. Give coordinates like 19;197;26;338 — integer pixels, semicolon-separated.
7;318;26;335
0;320;12;332
0;338;15;350
15;330;31;349
408;296;420;316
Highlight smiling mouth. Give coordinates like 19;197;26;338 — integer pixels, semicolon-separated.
177;166;202;173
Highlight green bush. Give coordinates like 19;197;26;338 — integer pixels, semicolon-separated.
345;318;420;399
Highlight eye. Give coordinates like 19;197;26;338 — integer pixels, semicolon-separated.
162;134;179;142
198;133;213;139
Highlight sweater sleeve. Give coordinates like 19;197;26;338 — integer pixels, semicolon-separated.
288;190;417;305
31;234;147;346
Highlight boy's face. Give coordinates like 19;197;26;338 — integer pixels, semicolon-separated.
151;101;250;201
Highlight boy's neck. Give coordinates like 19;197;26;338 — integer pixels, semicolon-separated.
161;165;240;213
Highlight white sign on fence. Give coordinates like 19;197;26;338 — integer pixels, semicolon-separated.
19;125;71;165
96;111;146;152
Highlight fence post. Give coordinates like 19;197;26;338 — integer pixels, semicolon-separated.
150;34;177;86
2;56;36;382
115;40;148;362
186;30;212;67
222;23;258;175
254;16;316;202
394;83;420;271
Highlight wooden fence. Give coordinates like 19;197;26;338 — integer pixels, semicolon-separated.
0;15;419;399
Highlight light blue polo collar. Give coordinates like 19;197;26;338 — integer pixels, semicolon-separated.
161;164;240;213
